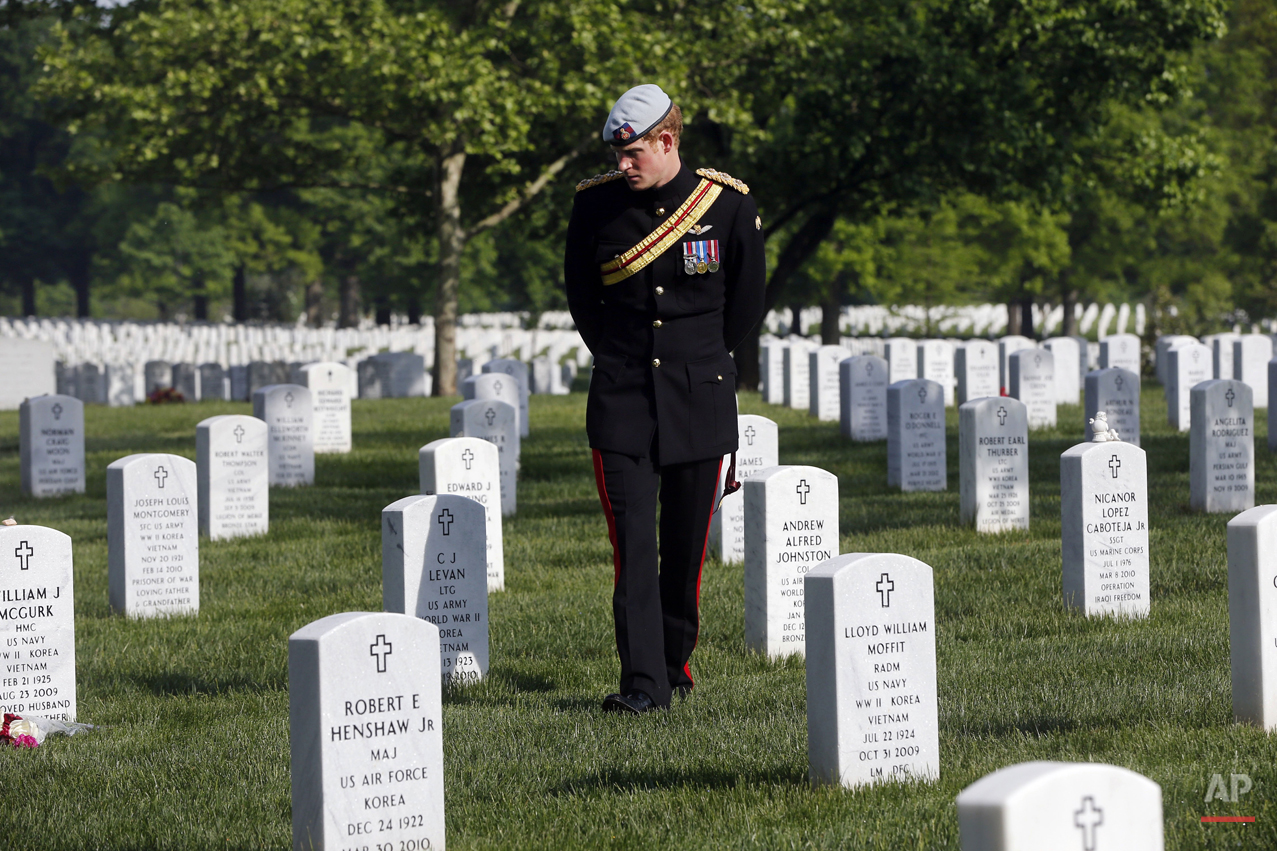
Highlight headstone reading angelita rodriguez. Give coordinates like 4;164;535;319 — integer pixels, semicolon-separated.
253;384;315;487
197;415;269;540
959;397;1029;533
289;612;444;851
107;453;199;618
1191;379;1254;514
420;437;504;592
382;495;489;686
710;415;779;564
20;394;86;497
805;553;939;789
0;524;76;720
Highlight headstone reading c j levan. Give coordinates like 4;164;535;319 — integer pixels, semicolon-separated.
289;612;445;851
107;453;199;618
298;363;353;454
840;355;888;441
1234;334;1273;408
1167;342;1212;432
956;761;1164;851
253;384;315;487
955;340;1000;405
450;399;518;516
743;465;839;658
1228;504;1277;731
419;437;504;592
1009;348;1057;429
809;345;845;421
0;524;77;721
959;397;1029;533
196;415;269;540
481;358;530;437
19;394;86;497
1061;440;1150;617
710;415;780;564
382;494;489;686
887;379;946;492
1084;367;1140;447
805;552;939;789
1191;379;1254;514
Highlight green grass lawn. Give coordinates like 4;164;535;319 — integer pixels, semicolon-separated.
1;386;1275;849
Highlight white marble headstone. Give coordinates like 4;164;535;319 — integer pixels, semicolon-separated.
289;612;444;851
20;394;86;497
784;342;812;411
808;345;845;421
955;340;999;405
761;341;787;405
107;453;199;618
299;363;353;454
959;397;1029;533
884;338;918;385
197;415;269;540
710;415;780;564
144;360;172;395
806;552;938;788
1154;334;1196;385
463;372;522;437
1042;336;1081;405
199;363;228;402
253;384;315;487
1009;348;1056;429
450;399;518;516
1084;367;1140;447
419;437;504;592
1210;332;1241;379
743;465;839;658
0;524;76;720
172;363;200;402
1191;379;1254;514
1234;334;1273;408
917;340;955;407
383;495;489;686
887;379;946;492
997;335;1033;391
0;338;55;410
1167;342;1211;432
1061;441;1149;617
1228;505;1277;730
840;355;888;441
482;358;530;437
1099;333;1141;374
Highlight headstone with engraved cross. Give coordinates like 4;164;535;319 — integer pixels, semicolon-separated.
382;494;489;686
960;396;1030;533
1227;504;1277;730
196;415;269;540
957;761;1164;851
784;340;814;411
107;453;199;618
809;345;848;421
1100;333;1142;375
840;355;888;441
419;437;504;592
1167;342;1212;432
198;362;229;402
887;379;947;492
710;415;780;564
1043;336;1082;405
0;523;77;720
450;398;518;516
1009;348;1057;429
884;338;918;386
253;384;315;487
1061;439;1150;617
1234;334;1273;408
20;394;86;497
462;372;523;437
289;611;445;851
1085;367;1140;447
760;340;787;405
482;358;531;437
297;362;353;454
917;339;956;407
805;552;939;788
955;340;1000;405
743;465;839;658
1191;379;1255;513
997;335;1033;392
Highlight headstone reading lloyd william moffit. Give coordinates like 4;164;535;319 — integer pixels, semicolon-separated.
710;415;779;564
450;398;519;516
1191;379;1254;513
420;437;504;592
840;355;887;441
959;396;1029;533
253;384;315;487
197;415;269;540
887;379;946;492
1085;367;1140;447
19;394;85;497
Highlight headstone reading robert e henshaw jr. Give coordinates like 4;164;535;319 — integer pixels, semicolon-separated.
959;396;1029;533
107;453;199;618
1085;367;1140;447
20;394;86;497
299;362;353;454
956;761;1164;851
710;415;780;564
382;494;489;686
450;398;518;516
805;552;939;789
0;524;77;721
840;355;887;442
1061;439;1150;617
420;437;504;592
1191;379;1254;514
1227;504;1277;731
253;384;315;487
1009;348;1057;429
289;612;444;851
955;340;999;405
887;379;946;492
482;358;530;437
197;415;269;540
743;465;839;658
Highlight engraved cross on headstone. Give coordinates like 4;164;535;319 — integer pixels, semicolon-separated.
52;403;63;421
1227;387;1236;407
1073;796;1104;851
15;540;34;571
494;380;503;393
1115;375;1124;391
744;425;756;446
437;508;454;536
1034;354;1042;368
233;425;245;444
796;479;810;505
918;386;928;404
327;369;333;381
461;448;474;470
284;391;295;408
1192;349;1201;363
876;573;894;607
484;407;496;427
997;406;1008;426
866;362;874;375
369;634;393;673
1109;455;1121;479
154;466;169;489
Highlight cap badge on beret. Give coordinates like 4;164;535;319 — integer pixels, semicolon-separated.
613;122;636;142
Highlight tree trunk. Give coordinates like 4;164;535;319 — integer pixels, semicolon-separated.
790;302;806;337
233;265;248;322
21;275;35;316
1006;301;1021;336
339;274;361;328
375;299;391;326
70;255;91;318
407;295;422;325
192;274;209;321
305;279;324;326
821;279;841;345
1020;297;1034;339
433;148;467;397
1061;276;1078;337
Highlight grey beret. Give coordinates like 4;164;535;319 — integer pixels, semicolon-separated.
602;84;673;146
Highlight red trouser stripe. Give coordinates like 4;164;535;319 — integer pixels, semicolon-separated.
684;458;723;686
592;450;622;585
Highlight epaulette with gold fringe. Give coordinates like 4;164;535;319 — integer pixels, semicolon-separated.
696;168;749;195
575;171;625;192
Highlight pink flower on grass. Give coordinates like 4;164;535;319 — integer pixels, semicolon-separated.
12;734;38;749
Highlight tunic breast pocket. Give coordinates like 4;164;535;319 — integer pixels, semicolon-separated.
674;256;725;312
686;354;738;451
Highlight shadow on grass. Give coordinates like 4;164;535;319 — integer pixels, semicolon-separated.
959;715;1080;739
553;763;808;795
135;669;285;697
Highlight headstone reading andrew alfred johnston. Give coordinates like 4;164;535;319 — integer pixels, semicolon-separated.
253;384;315;487
959;396;1029;533
1191;379;1254;514
420;437;504;592
196;415;269;540
710;415;779;564
19;394;85;497
887;379;946;492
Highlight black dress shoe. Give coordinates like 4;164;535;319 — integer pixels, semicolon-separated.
602;691;660;714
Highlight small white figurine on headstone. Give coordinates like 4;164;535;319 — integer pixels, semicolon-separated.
1088;411;1120;443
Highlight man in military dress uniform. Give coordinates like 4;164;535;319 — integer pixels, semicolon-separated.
565;84;766;713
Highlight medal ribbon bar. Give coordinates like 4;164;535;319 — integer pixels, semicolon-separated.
599;179;723;286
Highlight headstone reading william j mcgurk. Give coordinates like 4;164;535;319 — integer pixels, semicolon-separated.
420;437;504;592
197;415;269;541
20;394;85;497
959;396;1029;533
710;415;779;564
887;379;946;492
1191;379;1254;514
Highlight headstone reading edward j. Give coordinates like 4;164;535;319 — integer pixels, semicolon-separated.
419;437;504;592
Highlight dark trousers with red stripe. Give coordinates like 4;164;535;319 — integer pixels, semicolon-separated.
593;448;721;708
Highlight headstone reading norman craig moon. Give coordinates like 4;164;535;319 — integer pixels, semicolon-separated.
956;761;1164;851
1167;342;1211;432
805;552;939;789
1228;504;1277;730
959;396;1029;533
887;379;946;492
1084;367;1140;447
917;339;955;407
1100;333;1141;374
482;358;530;437
809;345;846;421
743;465;839;658
382;494;489;686
20;394;86;497
1061;440;1149;617
840;356;888;441
450;398;518;516
289;612;444;851
955;340;999;405
1009;348;1056;429
0;337;55;410
1043;336;1082;405
253;384;315;487
298;362;353;454
0;524;77;721
107;453;199;618
1191;379;1254;514
710;415;780;564
196;415;269;540
1234;334;1273;408
420;437;504;592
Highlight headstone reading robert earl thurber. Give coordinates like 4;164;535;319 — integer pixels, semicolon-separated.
959;397;1029;533
20;394;86;497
